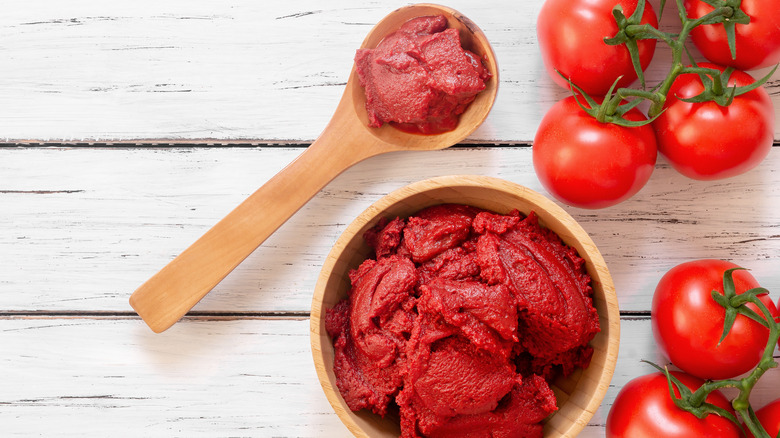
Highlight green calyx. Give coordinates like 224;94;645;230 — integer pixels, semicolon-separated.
678;63;779;107
693;0;750;60
643;361;744;426
710;268;772;345
558;71;659;127
576;0;770;125
604;2;654;89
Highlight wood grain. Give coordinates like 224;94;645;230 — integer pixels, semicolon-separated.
3;1;780;436
3;146;780;313
0;0;777;143
1;317;777;437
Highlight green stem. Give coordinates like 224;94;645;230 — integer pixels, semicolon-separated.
741;406;771;438
615;88;657;101
624;22;676;45
684;6;735;37
688;378;740;405
680;66;729;95
647;60;683;117
586;0;748;121
644;1;738;117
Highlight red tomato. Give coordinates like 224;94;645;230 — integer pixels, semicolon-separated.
606;371;741;437
747;398;780;438
685;0;780;70
652;259;779;380
533;96;657;209
537;0;658;95
652;63;774;180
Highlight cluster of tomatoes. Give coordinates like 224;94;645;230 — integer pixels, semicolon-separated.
533;0;779;209
534;0;780;434
607;259;780;437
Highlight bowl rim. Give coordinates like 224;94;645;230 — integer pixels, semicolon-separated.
310;175;620;438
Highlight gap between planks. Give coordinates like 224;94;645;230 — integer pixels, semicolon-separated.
0;310;310;321
0;141;533;148
0;141;777;149
0;310;651;320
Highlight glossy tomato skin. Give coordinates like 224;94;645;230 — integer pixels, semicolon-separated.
747;398;780;438
652;63;774;180
606;371;741;438
652;259;779;380
537;0;658;95
685;0;780;70
533;96;657;209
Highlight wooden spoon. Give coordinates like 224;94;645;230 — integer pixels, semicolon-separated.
129;3;499;333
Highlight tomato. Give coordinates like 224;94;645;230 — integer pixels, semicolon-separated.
537;0;658;95
747;398;780;438
652;259;779;380
652;63;774;180
606;371;741;437
685;0;780;70
533;96;657;209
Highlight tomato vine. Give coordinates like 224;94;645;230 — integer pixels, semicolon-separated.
586;0;776;125
648;268;780;437
535;0;776;206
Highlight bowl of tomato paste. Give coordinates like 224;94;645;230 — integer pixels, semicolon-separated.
310;175;619;438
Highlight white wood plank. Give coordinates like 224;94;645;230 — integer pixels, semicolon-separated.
0;0;778;143
3;146;780;313
0;318;347;437
1;317;777;437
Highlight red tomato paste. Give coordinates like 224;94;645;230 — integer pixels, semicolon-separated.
325;204;600;438
355;15;492;134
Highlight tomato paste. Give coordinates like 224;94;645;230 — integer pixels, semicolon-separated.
325;204;600;438
355;15;492;134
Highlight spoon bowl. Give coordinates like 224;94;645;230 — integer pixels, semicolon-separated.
129;3;498;333
349;3;499;151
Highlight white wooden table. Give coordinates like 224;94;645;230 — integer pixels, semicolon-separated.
2;1;779;436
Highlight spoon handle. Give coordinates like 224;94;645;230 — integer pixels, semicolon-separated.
129;116;377;333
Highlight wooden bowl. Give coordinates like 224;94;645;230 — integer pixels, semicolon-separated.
310;175;619;437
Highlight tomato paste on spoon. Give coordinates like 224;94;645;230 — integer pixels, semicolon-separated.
355;15;492;134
